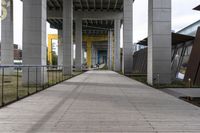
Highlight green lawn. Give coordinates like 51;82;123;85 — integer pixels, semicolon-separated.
128;74;199;89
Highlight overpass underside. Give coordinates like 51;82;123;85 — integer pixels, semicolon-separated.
1;0;172;85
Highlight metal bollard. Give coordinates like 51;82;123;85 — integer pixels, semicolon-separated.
2;68;4;106
188;78;191;88
157;74;160;88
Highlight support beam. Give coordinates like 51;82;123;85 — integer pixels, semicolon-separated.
58;30;63;66
48;10;123;20
123;0;133;74
22;0;47;84
75;18;83;71
148;0;172;85
1;0;14;74
63;0;73;75
114;19;121;72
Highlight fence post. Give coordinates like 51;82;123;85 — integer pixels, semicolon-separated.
28;67;30;95
17;67;19;100
2;68;4;106
52;66;54;85
59;66;61;83
56;66;58;84
43;66;45;89
48;66;49;87
36;67;38;92
62;66;64;81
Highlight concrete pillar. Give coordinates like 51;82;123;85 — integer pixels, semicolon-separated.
95;48;98;65
92;45;96;67
107;35;110;67
22;0;47;85
1;0;14;74
108;30;113;70
82;47;85;64
114;19;121;72
58;30;63;66
123;0;133;74
63;0;73;75
148;0;171;85
75;18;82;71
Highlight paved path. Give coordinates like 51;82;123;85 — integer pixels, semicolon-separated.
0;71;200;133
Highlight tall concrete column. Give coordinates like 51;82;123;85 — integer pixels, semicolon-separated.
1;0;14;74
82;47;85;64
63;0;73;75
92;45;96;67
107;35;110;67
58;30;63;66
108;30;113;70
75;18;82;71
123;0;133;74
95;48;98;65
148;0;171;85
23;0;47;85
114;19;121;72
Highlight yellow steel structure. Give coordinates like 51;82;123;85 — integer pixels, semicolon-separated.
48;34;108;67
86;39;92;67
48;34;58;65
83;35;108;67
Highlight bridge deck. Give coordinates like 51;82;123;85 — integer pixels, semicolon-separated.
0;71;200;132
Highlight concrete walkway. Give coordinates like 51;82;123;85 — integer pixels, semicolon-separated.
0;71;200;133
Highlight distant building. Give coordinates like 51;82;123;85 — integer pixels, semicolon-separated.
0;43;22;61
13;44;22;60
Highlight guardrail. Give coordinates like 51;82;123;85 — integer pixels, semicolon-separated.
0;65;75;108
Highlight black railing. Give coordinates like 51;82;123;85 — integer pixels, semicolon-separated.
0;65;76;108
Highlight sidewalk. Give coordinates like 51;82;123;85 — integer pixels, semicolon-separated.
0;71;200;132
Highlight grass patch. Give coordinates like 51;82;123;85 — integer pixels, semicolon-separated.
128;74;147;85
128;74;200;89
0;71;83;107
129;74;147;84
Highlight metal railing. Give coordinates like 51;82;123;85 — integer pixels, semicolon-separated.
0;65;75;108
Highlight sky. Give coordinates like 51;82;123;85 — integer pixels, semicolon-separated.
133;0;200;43
0;0;200;48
